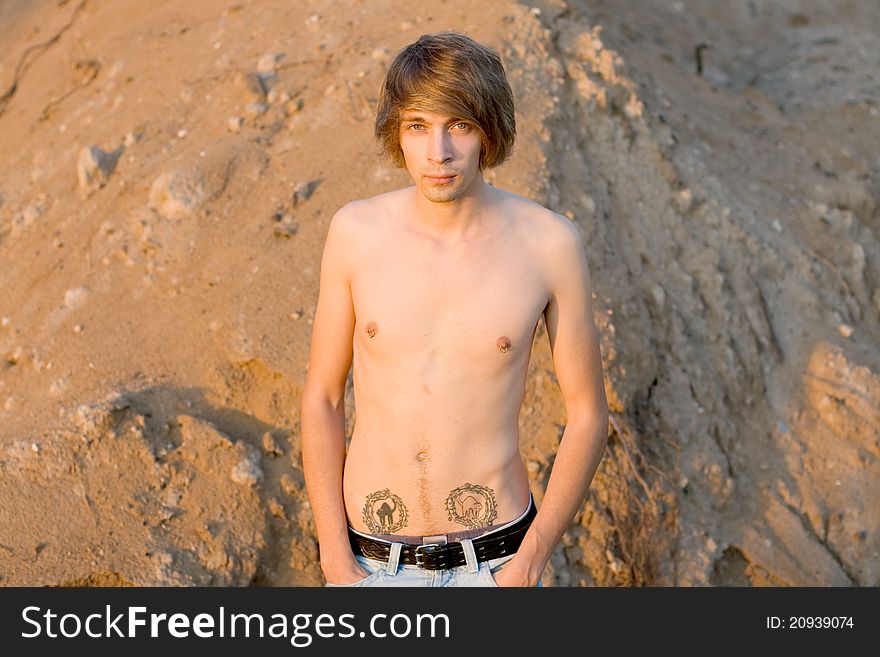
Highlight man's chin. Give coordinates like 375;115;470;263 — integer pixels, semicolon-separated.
419;186;461;203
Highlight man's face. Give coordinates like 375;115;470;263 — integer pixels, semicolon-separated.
398;108;484;203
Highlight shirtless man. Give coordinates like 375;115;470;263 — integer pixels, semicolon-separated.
301;31;609;587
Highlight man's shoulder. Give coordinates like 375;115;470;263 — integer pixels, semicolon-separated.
331;188;408;232
495;188;582;250
337;187;409;216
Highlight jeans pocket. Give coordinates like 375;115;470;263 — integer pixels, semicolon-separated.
325;557;384;587
325;569;382;587
480;562;500;587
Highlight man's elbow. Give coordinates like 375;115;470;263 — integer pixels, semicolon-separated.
568;397;608;426
301;378;346;411
568;401;609;443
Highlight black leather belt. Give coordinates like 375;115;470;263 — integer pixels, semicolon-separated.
348;499;537;570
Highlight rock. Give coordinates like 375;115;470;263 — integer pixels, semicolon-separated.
238;71;267;103
284;97;304;115
77;145;123;193
257;52;283;74
280;473;299;497
262;431;283;457
650;283;666;307
227;116;244;133
673;188;693;214
268;498;286;518
292;179;319;207
148;170;206;219
231;454;263;486
63;286;89;310
243;102;268;117
267;87;290;104
272;214;298;238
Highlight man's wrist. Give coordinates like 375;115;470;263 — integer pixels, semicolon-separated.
515;529;553;574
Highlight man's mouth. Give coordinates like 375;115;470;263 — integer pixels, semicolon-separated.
425;174;455;183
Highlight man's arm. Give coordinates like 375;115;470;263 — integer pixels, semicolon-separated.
300;203;368;584
497;215;609;587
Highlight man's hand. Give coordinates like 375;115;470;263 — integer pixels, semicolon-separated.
488;554;544;588
322;555;372;586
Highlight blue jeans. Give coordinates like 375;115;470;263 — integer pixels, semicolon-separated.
325;551;541;587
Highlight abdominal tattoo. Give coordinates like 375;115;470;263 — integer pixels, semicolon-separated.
362;489;408;533
445;483;498;529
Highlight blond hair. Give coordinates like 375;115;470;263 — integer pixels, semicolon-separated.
374;31;516;170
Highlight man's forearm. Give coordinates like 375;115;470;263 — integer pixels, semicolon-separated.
518;410;609;571
300;393;354;564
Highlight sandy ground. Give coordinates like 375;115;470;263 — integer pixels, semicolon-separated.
0;0;878;586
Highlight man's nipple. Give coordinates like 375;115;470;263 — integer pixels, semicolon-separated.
366;321;378;338
496;336;512;353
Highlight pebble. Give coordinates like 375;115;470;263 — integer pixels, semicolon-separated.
262;431;283;457
123;131;142;147
673;188;693;214
267;88;285;104
280;473;299;496
284;97;304;115
148;170;206;219
273;220;299;238
64;286;89;310
227;116;244;133
650;283;666;307
292;180;318;207
257;52;283;74
77;145;122;193
838;323;854;338
231;455;263;486
244;102;268;117
239;71;267;103
268;498;286;518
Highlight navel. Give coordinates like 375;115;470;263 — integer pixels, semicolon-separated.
416;450;430;463
496;336;512;353
366;321;378;338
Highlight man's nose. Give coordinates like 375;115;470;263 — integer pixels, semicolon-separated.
427;128;452;164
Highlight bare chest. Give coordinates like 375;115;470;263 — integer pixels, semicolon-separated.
351;230;548;371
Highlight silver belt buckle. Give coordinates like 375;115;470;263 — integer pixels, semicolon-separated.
413;542;443;568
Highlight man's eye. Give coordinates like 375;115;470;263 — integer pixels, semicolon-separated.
454;122;470;130
408;124;424;130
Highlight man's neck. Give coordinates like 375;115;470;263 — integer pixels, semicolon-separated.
408;176;497;243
